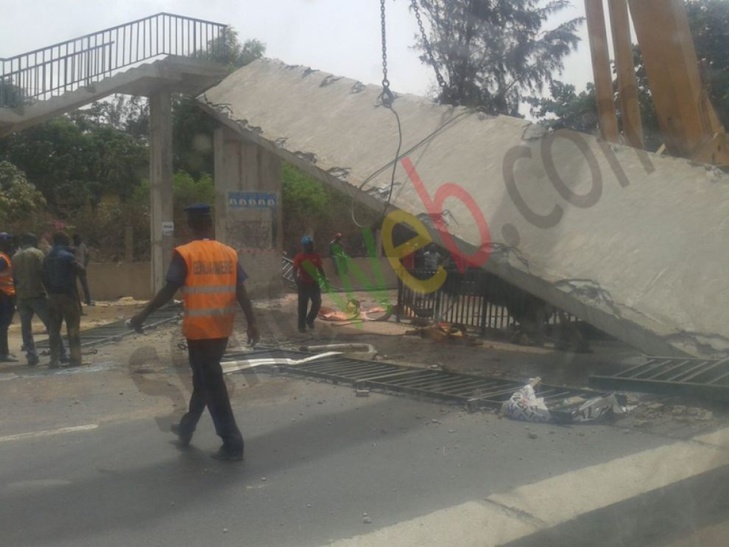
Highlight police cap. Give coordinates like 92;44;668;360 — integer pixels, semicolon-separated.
20;232;37;245
183;203;212;215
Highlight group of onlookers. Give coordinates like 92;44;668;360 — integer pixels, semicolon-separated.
0;231;92;368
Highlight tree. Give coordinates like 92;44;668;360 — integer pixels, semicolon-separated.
686;0;729;127
412;0;583;115
0;161;46;226
74;95;149;140
527;81;599;133
282;163;332;250
0;113;148;213
193;27;266;72
174;29;266;177
531;0;729;151
0;78;27;109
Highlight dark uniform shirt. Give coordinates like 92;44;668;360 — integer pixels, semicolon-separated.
43;245;83;296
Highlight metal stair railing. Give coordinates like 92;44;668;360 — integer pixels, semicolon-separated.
0;12;228;108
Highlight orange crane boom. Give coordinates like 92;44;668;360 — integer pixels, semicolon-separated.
585;0;729;167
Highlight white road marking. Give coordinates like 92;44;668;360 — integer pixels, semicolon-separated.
6;479;73;493
331;427;729;546
0;424;99;443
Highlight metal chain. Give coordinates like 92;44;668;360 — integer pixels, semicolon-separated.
410;0;447;89
380;0;394;106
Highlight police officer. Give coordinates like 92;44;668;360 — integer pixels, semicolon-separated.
0;232;17;362
129;204;259;461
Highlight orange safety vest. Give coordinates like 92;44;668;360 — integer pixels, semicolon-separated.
0;252;15;297
175;240;238;340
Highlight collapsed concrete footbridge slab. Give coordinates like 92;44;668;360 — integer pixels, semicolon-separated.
200;58;729;358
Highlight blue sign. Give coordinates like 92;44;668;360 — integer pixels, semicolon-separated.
228;192;277;209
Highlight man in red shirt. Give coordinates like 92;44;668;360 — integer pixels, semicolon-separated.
293;235;327;333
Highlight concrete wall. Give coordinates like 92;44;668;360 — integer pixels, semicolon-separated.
86;256;398;301
86;262;153;301
214;126;285;299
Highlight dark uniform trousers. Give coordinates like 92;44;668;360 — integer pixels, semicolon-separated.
297;282;321;331
0;292;14;356
47;293;82;365
179;337;244;453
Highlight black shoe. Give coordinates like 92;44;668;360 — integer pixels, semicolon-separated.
210;447;244;462
60;355;70;364
0;354;18;363
298;327;307;334
170;423;192;447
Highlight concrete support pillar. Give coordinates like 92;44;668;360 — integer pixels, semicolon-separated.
214;126;283;297
149;90;174;294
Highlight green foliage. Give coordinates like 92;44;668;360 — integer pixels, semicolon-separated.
527;81;599;133
0;113;147;213
69;199;150;261
686;0;729;127
530;0;728;152
281;163;380;257
192;27;266;73
74;95;149;140
177;29;266;177
130;171;215;212
83;171;214;261
172;97;217;178
414;0;583;115
173;171;215;206
0;79;27;108
282;163;331;249
0;161;46;226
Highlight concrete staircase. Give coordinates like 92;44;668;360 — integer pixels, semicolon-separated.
0;13;229;136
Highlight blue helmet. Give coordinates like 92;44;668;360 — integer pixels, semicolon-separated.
301;235;313;245
0;232;11;241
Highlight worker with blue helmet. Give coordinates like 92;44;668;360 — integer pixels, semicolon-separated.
292;235;327;333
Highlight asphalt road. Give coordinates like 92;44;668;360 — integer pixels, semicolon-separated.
2;357;729;547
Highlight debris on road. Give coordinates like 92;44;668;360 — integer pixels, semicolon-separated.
499;377;553;423
405;322;484;346
500;378;633;424
317;299;394;325
300;343;378;360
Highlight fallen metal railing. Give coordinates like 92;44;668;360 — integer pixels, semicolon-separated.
224;348;602;411
34;302;181;351
590;356;729;401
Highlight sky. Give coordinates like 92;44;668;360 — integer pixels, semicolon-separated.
0;0;595;105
